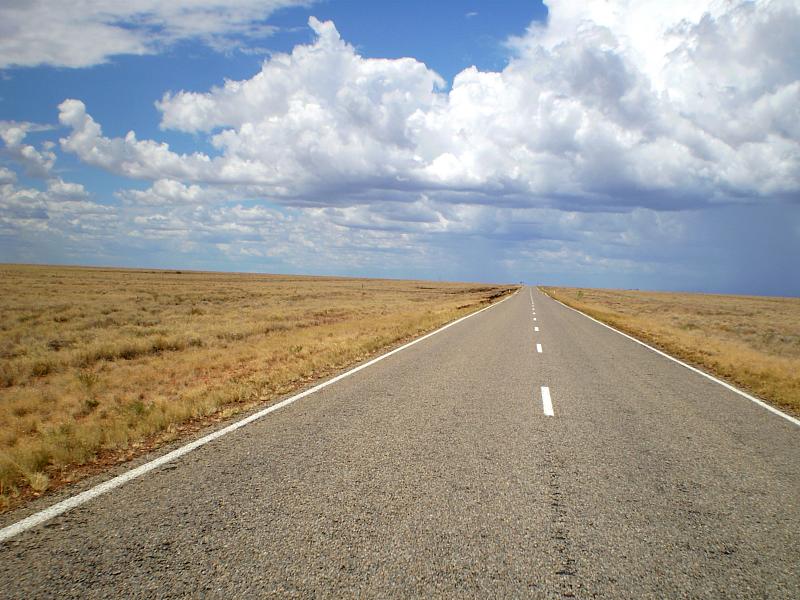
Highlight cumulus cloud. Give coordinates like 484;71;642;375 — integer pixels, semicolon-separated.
0;167;17;184
56;1;799;220
47;178;89;199
0;121;56;177
0;0;794;295
0;167;428;276
0;178;116;245
118;179;227;206
0;0;311;69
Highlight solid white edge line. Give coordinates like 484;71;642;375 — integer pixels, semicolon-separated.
541;386;554;416
536;343;543;353
0;290;519;544
540;289;800;428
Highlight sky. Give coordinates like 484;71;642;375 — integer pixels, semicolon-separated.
0;0;798;295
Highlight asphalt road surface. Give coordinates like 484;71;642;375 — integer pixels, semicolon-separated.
1;287;797;598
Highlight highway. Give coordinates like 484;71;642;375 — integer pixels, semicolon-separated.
0;287;797;598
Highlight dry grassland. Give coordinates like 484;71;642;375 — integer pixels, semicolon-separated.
0;264;516;510
541;286;800;416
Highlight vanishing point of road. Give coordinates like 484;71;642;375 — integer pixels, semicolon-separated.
1;287;797;598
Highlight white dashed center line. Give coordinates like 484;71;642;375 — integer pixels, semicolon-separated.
531;291;550;416
541;386;554;416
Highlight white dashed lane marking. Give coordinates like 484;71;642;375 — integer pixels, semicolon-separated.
541;386;554;416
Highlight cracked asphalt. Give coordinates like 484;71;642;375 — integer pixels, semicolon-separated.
0;287;797;598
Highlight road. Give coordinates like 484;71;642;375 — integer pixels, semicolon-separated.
1;287;797;598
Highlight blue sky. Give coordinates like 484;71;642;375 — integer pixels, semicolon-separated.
1;0;798;295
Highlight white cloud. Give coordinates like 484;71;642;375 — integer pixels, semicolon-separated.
3;1;797;292
58;100;230;182
0;0;311;69
57;2;799;217
0;167;17;184
47;178;89;199
118;179;226;206
0;121;56;177
0;168;431;276
0;179;115;242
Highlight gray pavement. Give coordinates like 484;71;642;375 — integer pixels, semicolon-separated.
0;287;797;598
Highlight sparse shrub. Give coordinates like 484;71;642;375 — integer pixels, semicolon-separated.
26;472;49;493
47;338;73;351
151;337;184;353
232;382;259;403
30;358;55;377
218;331;248;341
77;368;100;391
118;343;142;360
129;400;148;416
0;363;16;387
82;397;100;414
12;404;31;417
134;318;160;327
17;445;51;474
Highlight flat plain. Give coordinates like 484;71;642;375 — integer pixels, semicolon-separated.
2;287;797;597
0;264;515;510
541;286;800;417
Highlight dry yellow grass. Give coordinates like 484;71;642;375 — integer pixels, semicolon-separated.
0;264;516;510
541;286;800;416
